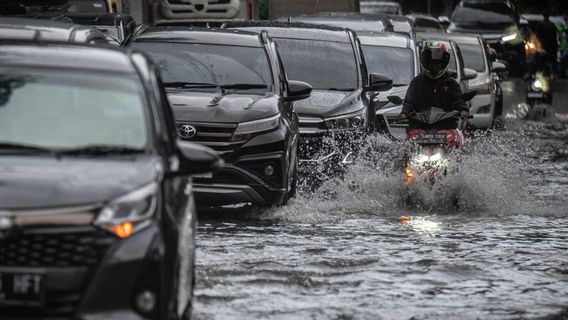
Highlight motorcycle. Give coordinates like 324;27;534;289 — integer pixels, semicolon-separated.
396;108;471;185
524;35;553;112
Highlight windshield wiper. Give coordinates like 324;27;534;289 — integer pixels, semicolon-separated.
58;145;145;156
0;142;57;155
220;83;268;90
163;82;219;89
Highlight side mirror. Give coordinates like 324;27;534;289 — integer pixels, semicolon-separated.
387;95;403;105
463;68;478;80
176;140;223;175
438;15;450;27
365;73;393;92
463;91;477;102
285;80;312;101
491;61;507;73
519;17;529;26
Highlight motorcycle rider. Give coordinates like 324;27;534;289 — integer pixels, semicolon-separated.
399;41;469;129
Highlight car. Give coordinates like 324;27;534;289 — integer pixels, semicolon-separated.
406;13;445;33
0;0;123;15
436;33;507;129
359;0;402;15
0;17;117;45
157;0;240;20
0;41;221;319
377;33;479;139
130;27;310;206
444;0;526;76
16;13;138;45
224;21;393;177
283;13;394;33
356;32;420;135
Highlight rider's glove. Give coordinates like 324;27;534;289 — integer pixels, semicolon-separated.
460;111;470;119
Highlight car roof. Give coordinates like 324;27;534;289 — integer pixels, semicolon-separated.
356;31;412;48
0;17;108;43
417;32;481;45
0;42;138;74
223;21;352;43
134;27;263;47
16;13;135;26
285;13;394;32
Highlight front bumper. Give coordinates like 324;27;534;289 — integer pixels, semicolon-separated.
0;224;164;319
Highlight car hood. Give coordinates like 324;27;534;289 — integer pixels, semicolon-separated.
0;156;162;210
168;90;279;123
293;89;362;117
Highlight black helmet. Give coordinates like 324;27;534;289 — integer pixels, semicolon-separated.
420;41;451;79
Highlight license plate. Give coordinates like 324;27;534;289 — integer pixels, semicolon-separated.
0;271;45;307
527;92;544;98
192;172;213;179
413;134;447;144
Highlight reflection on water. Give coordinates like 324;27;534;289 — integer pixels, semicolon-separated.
193;112;568;319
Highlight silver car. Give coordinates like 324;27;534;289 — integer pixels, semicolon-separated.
159;0;240;20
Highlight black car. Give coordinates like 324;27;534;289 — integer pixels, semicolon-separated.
445;0;525;75
0;42;220;319
131;27;311;206
224;21;392;177
0;17;116;45
17;13;139;44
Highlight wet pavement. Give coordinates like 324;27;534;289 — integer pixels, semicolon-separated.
193;79;568;320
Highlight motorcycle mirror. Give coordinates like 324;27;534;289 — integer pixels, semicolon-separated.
491;61;507;73
462;91;477;102
387;95;403;105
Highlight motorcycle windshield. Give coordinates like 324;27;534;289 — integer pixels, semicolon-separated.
413;107;459;125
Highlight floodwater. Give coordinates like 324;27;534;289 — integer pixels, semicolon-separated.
193;80;568;320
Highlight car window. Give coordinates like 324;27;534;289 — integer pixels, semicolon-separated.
362;45;415;85
452;2;515;25
275;38;359;90
457;42;486;72
133;42;273;93
0;68;148;150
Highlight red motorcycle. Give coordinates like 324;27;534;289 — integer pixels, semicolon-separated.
399;108;469;185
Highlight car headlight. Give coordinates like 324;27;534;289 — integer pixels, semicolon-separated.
501;32;520;43
324;109;367;131
95;183;158;238
232;114;280;141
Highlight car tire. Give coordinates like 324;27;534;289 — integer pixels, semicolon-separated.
281;156;298;206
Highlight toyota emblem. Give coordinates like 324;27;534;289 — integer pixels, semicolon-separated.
179;125;197;139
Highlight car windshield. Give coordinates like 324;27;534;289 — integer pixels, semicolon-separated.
5;0;110;14
457;42;486;72
0;68;148;151
133;42;273;93
275;38;359;90
452;2;515;26
362;46;415;86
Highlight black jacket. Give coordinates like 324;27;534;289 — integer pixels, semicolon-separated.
401;73;468;115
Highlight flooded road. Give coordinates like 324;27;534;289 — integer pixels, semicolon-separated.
193;79;568;320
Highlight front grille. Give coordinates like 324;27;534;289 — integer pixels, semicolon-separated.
298;115;327;135
0;228;116;268
177;121;246;157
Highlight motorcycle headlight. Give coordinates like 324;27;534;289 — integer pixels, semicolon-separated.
501;32;519;42
95;183;159;238
531;79;543;92
324;109;367;131
232;114;280;141
412;152;444;164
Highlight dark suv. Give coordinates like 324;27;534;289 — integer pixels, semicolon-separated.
224;22;392;177
131;27;311;206
0;42;220;319
446;0;525;75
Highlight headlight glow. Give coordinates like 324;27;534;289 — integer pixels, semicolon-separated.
324;109;367;131
95;183;158;238
531;79;543;91
412;152;444;164
501;32;518;42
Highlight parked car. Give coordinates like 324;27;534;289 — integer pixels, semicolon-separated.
131;27;310;206
377;33;479;139
438;33;507;129
0;17;117;45
16;13;138;44
444;0;526;75
284;13;394;33
0;41;220;319
157;0;240;20
406;14;445;33
357;32;419;135
0;0;122;15
224;21;392;176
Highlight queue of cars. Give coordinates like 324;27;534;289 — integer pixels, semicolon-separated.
0;3;509;318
